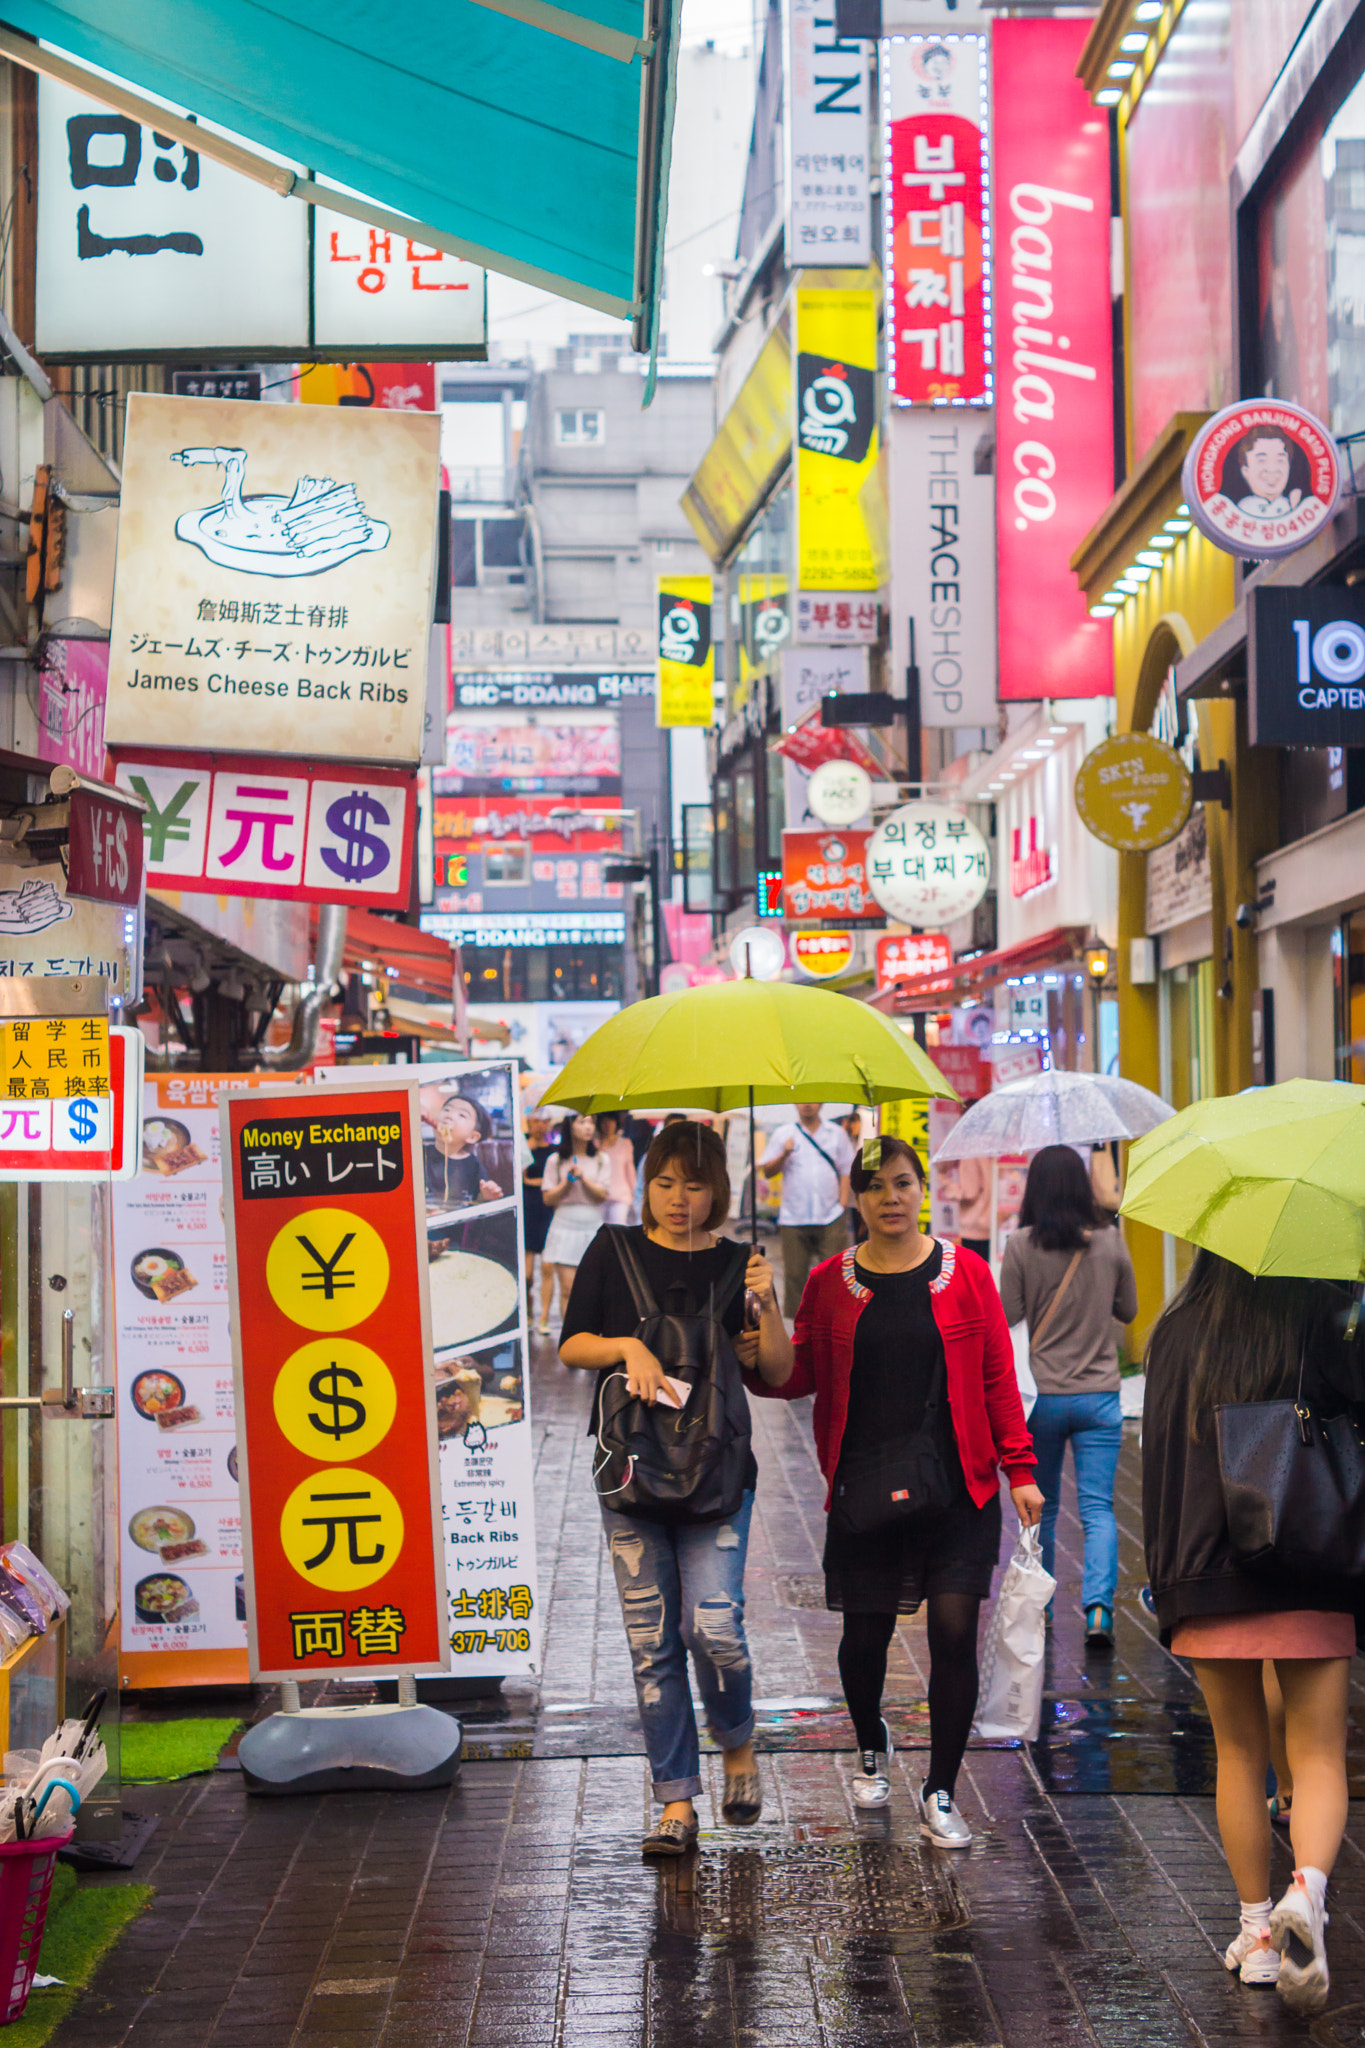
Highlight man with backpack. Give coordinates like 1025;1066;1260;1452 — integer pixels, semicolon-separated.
762;1102;857;1317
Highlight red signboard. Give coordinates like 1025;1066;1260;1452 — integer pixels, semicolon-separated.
876;932;952;990
886;35;990;405
992;18;1114;700
223;1083;447;1680
112;750;417;912
930;1044;987;1101
781;829;879;921
771;711;881;779
66;786;145;908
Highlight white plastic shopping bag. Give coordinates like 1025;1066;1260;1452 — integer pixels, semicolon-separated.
1010;1321;1038;1419
972;1523;1055;1744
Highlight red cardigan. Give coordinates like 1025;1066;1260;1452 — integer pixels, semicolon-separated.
751;1241;1035;1511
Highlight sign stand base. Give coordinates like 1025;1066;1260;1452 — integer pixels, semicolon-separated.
238;1697;462;1797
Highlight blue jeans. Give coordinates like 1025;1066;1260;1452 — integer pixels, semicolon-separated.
601;1489;755;1802
1029;1391;1123;1612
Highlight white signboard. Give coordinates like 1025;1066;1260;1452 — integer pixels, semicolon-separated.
866;800;991;923
37;80;485;358
0;864;137;999
784;0;872;266
891;408;997;728
780;646;872;829
105;392;440;763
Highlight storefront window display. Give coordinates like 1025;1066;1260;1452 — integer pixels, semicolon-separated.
461;945;623;1005
1334;909;1365;1082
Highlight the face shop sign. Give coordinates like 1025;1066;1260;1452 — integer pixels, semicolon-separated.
1248;587;1365;748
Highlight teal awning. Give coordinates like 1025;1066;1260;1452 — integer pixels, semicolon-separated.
0;0;678;343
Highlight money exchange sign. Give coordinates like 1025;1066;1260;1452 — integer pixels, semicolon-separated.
223;1084;447;1680
112;749;416;911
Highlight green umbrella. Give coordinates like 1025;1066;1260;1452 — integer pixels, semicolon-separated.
1119;1077;1365;1279
549;979;957;1247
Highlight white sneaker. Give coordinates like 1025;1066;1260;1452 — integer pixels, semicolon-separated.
1224;1927;1280;1985
851;1719;893;1808
918;1781;972;1848
1270;1874;1329;2014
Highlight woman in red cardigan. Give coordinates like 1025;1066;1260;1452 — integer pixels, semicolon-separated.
756;1138;1041;1844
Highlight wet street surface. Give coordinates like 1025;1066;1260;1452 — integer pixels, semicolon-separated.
55;1318;1365;2046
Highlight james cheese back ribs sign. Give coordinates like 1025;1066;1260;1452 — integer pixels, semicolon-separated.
222;1082;448;1680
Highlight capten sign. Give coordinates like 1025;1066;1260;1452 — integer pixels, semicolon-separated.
865;802;989;924
1181;401;1341;560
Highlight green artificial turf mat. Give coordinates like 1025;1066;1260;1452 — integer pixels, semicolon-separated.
0;1862;152;2045
119;1715;241;1782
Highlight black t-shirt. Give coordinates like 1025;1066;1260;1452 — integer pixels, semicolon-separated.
560;1225;754;1482
840;1242;959;1476
424;1145;481;1207
522;1145;553;1228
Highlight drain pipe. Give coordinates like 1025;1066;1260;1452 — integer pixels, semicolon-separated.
259;903;348;1071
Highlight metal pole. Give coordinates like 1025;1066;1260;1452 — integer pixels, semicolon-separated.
748;1083;758;1255
649;831;664;1000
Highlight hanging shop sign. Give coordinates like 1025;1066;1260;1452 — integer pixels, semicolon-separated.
65;785;146;908
1074;733;1193;852
795;287;882;592
781;828;879;920
865;801;990;924
885;33;990;406
784;0;872;264
35;642;108;781
316;1060;539;1680
450;670;653;710
656;576;715;728
1144;807;1211;936
992;17;1114;702
223;1082;448;1682
104;393;440;764
729;925;787;980
1183;403;1341;561
806;759;874;827
790;930;855;979
794;593;880;644
112;750;416;911
682;320;793;563
891;407;997;727
876;931;952;990
0;864;139;1000
36;79;485;361
1248;586;1365;748
0;1022;142;1182
779;648;874;829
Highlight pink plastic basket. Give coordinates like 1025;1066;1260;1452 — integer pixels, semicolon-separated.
0;1828;72;2024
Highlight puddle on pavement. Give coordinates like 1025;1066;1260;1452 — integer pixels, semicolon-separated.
655;1834;970;1938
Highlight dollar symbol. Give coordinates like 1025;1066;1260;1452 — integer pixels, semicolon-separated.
319;792;390;884
69;1099;99;1144
307;1363;366;1440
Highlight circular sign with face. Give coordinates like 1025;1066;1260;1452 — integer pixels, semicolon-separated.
806;758;873;827
790;930;855;980
1181;401;1341;559
1074;733;1193;852
865;802;990;925
728;924;786;981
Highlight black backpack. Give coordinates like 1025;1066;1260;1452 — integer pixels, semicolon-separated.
592;1227;752;1524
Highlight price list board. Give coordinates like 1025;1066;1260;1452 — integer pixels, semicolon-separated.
112;1072;308;1688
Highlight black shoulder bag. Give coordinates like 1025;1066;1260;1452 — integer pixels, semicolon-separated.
592;1229;752;1524
830;1333;955;1538
1215;1348;1365;1578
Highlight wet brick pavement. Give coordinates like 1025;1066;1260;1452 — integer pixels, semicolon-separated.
53;1307;1365;2046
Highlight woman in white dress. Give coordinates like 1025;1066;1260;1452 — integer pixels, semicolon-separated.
540;1114;611;1333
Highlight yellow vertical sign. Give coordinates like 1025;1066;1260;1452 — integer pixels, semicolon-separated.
0;1017;110;1100
795;288;882;592
657;575;715;728
878;1096;932;1229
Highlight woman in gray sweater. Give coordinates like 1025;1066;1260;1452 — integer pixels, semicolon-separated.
999;1145;1138;1649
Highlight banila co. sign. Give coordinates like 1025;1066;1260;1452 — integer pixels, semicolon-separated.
1248;586;1365;748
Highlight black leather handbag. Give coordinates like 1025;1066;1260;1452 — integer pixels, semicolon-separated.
829;1349;955;1538
1215;1351;1365;1578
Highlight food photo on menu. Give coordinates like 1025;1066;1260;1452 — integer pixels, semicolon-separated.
130;1246;198;1303
141;1114;208;1177
419;1065;517;1218
433;1336;525;1441
427;1206;521;1353
129;1368;201;1433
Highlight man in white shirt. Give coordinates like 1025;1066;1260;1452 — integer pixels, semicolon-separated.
761;1102;855;1315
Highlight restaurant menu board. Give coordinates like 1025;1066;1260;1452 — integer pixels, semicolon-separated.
223;1082;447;1680
318;1059;540;1677
111;1072;306;1687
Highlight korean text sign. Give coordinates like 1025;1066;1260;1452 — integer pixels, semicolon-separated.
885;34;990;405
784;0;872;265
105;394;440;764
223;1084;447;1679
113;749;416;911
992;18;1114;701
781;828;879;921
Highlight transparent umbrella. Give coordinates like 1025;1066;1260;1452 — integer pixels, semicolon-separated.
932;1068;1175;1161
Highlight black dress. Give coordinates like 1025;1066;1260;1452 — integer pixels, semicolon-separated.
522;1145;553;1255
823;1242;1002;1614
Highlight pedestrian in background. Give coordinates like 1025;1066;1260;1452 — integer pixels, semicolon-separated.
999;1145;1137;1649
761;1102;855;1316
522;1113;555;1328
756;1138;1040;1843
1142;1252;1362;2013
539;1114;610;1333
558;1121;793;1855
595;1110;638;1225
838;1111;866;1243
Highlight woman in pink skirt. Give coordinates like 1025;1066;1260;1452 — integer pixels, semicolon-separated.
1142;1251;1364;2015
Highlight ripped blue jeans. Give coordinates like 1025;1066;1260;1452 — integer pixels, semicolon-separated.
601;1489;755;1803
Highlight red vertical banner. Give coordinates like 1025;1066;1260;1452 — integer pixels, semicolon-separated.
993;17;1115;701
223;1083;448;1680
885;34;991;406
